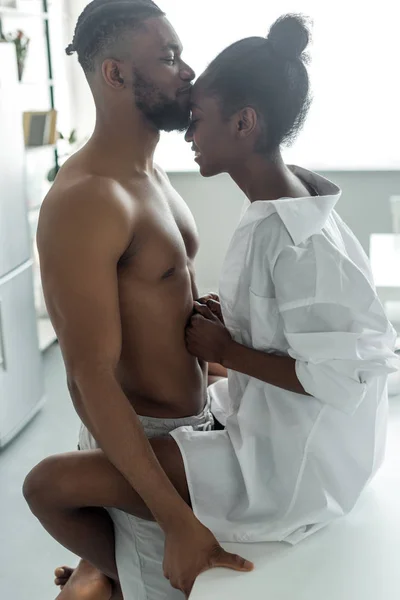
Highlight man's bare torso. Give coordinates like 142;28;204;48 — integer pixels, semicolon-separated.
40;147;206;419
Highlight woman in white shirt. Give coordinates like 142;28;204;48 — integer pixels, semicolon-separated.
179;13;398;544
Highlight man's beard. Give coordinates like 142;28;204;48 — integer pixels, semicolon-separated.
134;69;190;132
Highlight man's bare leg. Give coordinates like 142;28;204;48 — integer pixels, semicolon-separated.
26;487;120;600
54;560;123;600
54;566;74;588
24;438;187;600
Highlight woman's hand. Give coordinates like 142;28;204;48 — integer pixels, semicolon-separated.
186;302;232;363
196;293;224;325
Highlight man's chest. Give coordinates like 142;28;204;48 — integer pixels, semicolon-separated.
120;181;199;284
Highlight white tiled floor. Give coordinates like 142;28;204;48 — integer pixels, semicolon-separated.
0;345;80;600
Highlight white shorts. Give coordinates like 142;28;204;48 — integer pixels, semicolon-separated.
78;403;215;600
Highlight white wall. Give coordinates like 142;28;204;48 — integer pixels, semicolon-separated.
168;171;400;296
65;0;96;140
147;0;400;171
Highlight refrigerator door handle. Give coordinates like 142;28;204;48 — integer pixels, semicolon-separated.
0;299;6;371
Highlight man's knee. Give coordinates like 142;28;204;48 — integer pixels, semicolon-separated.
23;455;73;513
23;457;54;512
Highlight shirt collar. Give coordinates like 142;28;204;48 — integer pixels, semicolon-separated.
238;166;342;246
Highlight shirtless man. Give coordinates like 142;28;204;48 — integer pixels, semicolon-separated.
23;1;250;599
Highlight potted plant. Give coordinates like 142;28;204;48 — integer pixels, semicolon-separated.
7;29;30;81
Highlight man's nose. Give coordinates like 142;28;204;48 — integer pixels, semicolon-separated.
181;62;195;82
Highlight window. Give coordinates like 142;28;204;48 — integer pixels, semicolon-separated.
155;0;400;171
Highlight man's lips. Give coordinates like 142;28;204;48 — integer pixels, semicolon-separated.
177;84;193;95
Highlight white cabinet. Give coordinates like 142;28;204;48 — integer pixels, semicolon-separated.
0;262;45;448
0;43;31;276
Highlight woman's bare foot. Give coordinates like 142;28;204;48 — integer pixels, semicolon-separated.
54;560;113;600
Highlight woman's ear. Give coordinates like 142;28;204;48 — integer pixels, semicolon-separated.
235;107;258;138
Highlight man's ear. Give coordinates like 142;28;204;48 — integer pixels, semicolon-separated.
235;107;258;139
102;59;126;89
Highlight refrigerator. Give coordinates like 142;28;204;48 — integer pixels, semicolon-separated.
0;43;45;448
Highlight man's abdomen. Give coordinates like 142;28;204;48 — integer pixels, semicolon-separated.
117;276;206;419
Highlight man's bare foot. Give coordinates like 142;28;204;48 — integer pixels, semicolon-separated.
55;560;112;600
55;566;75;589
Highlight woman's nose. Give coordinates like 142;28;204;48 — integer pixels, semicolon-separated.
184;127;193;143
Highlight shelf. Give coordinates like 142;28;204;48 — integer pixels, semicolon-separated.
37;316;57;352
25;143;57;151
0;8;48;19
20;79;54;86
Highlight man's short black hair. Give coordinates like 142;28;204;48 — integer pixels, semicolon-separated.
66;0;165;73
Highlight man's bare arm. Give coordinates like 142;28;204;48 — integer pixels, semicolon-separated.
38;178;193;530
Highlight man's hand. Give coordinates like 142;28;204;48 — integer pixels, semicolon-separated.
164;519;253;597
186;302;232;363
196;293;224;324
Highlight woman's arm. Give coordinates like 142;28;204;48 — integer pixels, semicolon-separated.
187;304;306;394
208;362;228;377
208;361;228;387
222;340;307;395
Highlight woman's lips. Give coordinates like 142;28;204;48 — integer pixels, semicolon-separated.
191;145;201;162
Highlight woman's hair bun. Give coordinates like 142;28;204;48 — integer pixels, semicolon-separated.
267;14;311;61
65;43;76;56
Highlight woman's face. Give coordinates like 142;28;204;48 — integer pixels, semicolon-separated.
184;84;240;177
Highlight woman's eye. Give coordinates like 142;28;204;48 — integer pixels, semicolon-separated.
188;119;199;129
164;58;176;65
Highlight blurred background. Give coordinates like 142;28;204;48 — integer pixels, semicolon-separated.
0;1;399;598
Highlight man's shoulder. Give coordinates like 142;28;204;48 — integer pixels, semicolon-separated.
47;168;129;207
42;169;137;227
37;169;138;258
154;163;169;182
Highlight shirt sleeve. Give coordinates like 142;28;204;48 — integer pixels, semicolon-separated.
272;243;398;415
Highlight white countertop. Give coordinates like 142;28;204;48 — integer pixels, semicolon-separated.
191;396;400;600
370;234;400;288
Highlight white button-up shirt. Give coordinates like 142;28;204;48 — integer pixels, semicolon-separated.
172;167;399;544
